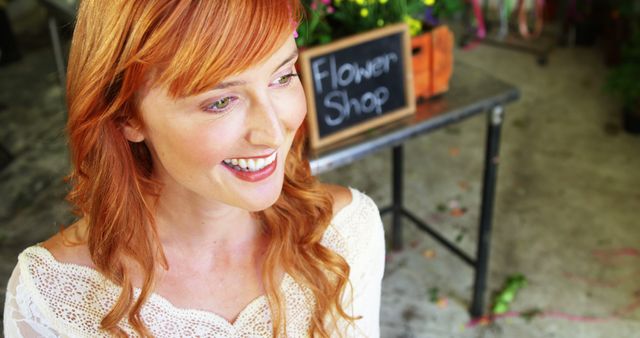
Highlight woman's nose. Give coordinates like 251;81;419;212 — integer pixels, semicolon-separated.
246;97;285;148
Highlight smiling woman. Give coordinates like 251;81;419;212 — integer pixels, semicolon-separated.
129;38;306;212
2;1;385;338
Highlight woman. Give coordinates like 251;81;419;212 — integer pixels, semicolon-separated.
3;0;385;337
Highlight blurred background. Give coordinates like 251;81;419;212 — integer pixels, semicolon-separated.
1;0;639;337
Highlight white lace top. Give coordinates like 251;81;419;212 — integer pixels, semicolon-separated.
3;188;385;337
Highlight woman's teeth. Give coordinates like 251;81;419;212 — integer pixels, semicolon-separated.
223;152;277;172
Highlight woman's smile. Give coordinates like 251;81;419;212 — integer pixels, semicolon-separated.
222;151;278;182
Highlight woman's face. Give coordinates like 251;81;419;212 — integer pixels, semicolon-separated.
129;37;306;211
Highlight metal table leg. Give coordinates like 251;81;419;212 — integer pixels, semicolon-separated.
470;105;504;317
391;145;404;250
380;107;505;318
48;15;66;91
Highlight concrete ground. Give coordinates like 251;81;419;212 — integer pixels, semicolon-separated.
319;35;640;337
2;8;640;338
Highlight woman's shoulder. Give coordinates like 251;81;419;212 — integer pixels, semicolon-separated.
40;218;95;269
321;183;353;217
8;228;126;337
10;219;105;310
320;184;384;263
321;183;381;227
15;219;100;285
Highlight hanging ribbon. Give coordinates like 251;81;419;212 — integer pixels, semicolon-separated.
462;0;486;50
470;0;486;39
517;0;545;39
496;0;514;40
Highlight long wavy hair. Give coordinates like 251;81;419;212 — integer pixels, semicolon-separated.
65;0;356;336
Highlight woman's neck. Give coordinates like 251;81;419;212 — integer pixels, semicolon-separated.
150;187;264;265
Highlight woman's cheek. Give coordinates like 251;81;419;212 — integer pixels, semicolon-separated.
184;127;231;166
283;87;307;131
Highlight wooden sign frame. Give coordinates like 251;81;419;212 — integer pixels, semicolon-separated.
298;23;416;149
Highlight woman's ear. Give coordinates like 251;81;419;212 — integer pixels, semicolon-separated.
122;118;145;143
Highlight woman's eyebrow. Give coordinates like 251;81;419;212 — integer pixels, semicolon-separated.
274;49;299;72
211;50;299;90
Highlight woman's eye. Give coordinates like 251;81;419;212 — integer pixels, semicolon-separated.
272;73;298;87
205;96;237;113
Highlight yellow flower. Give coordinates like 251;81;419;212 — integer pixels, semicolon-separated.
403;15;423;36
356;0;364;5
424;0;435;5
379;0;388;4
360;8;369;17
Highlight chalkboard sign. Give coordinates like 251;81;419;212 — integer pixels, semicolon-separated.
298;24;415;149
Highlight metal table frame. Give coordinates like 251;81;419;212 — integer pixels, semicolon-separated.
39;0;75;91
310;63;519;317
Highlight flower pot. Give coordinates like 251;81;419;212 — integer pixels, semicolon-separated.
411;25;454;99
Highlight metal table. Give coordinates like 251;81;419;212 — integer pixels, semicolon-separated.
310;62;520;317
39;0;75;91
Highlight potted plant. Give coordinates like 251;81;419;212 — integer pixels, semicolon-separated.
296;0;463;99
605;1;640;134
411;0;463;99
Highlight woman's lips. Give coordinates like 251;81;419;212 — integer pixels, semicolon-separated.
222;153;277;182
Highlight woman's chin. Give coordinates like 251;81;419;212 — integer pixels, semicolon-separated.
243;192;282;212
237;180;285;212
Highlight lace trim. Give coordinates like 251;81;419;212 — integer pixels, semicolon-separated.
20;185;363;326
8;187;382;337
28;246;297;326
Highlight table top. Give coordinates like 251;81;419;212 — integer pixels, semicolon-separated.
309;61;520;175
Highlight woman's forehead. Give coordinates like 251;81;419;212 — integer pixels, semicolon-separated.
161;37;295;98
140;37;298;105
148;36;297;98
216;38;298;83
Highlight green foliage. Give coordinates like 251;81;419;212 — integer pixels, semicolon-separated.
612;0;638;18
606;1;640;107
607;45;640;106
296;3;333;47
431;0;464;19
296;0;463;48
491;274;527;315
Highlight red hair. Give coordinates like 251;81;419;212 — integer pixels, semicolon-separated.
65;0;355;336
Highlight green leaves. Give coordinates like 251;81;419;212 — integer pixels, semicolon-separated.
491;274;527;315
297;0;452;47
296;2;334;47
606;32;640;107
